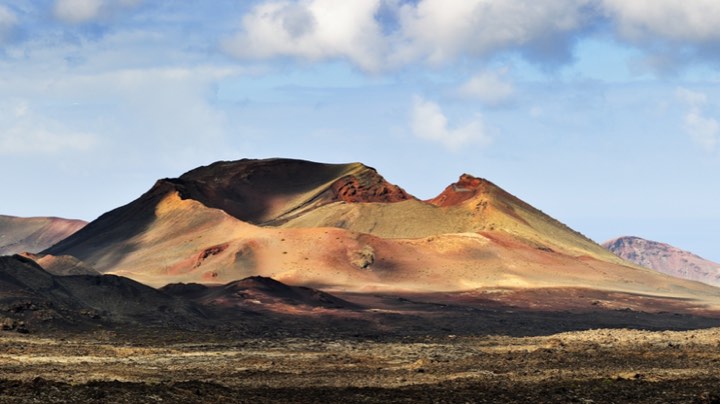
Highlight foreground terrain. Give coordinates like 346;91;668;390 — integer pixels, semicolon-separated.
1;328;720;403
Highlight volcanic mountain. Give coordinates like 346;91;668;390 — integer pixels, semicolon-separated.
0;215;86;255
603;236;720;287
44;158;720;308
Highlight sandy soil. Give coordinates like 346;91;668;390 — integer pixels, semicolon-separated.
2;328;720;403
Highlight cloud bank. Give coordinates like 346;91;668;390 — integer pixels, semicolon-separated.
223;0;720;73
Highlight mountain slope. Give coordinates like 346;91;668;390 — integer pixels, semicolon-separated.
282;173;620;262
603;236;720;287
43;158;720;308
0;215;86;255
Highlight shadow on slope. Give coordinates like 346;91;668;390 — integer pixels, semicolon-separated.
0;255;207;331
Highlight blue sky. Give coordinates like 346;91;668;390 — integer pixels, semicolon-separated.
1;0;719;261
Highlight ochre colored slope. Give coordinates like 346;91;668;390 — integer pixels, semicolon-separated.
282;174;622;263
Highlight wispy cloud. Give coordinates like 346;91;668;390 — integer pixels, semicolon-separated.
677;87;719;152
457;68;515;106
602;0;720;42
0;5;17;43
53;0;144;24
393;0;593;68
411;96;490;151
0;101;99;155
54;0;104;23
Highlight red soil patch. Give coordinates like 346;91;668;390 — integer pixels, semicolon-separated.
329;171;411;204
194;243;229;268
427;174;494;207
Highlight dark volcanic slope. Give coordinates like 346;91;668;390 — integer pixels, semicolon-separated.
171;158;412;224
0;215;86;255
162;276;360;310
603;236;720;287
0;255;204;330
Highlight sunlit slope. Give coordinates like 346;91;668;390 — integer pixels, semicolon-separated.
282;174;623;263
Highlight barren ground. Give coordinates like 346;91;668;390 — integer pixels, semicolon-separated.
2;328;720;403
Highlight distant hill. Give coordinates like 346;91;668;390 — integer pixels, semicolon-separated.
0;215;86;255
603;236;720;287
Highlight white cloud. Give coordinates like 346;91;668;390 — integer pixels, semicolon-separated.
457;68;514;105
394;0;592;66
221;0;720;74
54;0;104;23
411;96;490;150
225;0;594;70
0;101;99;155
602;0;720;42
0;5;17;43
676;87;719;152
53;0;144;23
223;0;387;72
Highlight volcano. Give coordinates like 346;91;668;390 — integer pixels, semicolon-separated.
43;158;720;309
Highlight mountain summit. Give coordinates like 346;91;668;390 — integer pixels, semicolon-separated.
43;158;720;307
170;159;413;224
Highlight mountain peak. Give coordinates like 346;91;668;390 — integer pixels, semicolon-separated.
427;174;498;207
164;158;413;224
